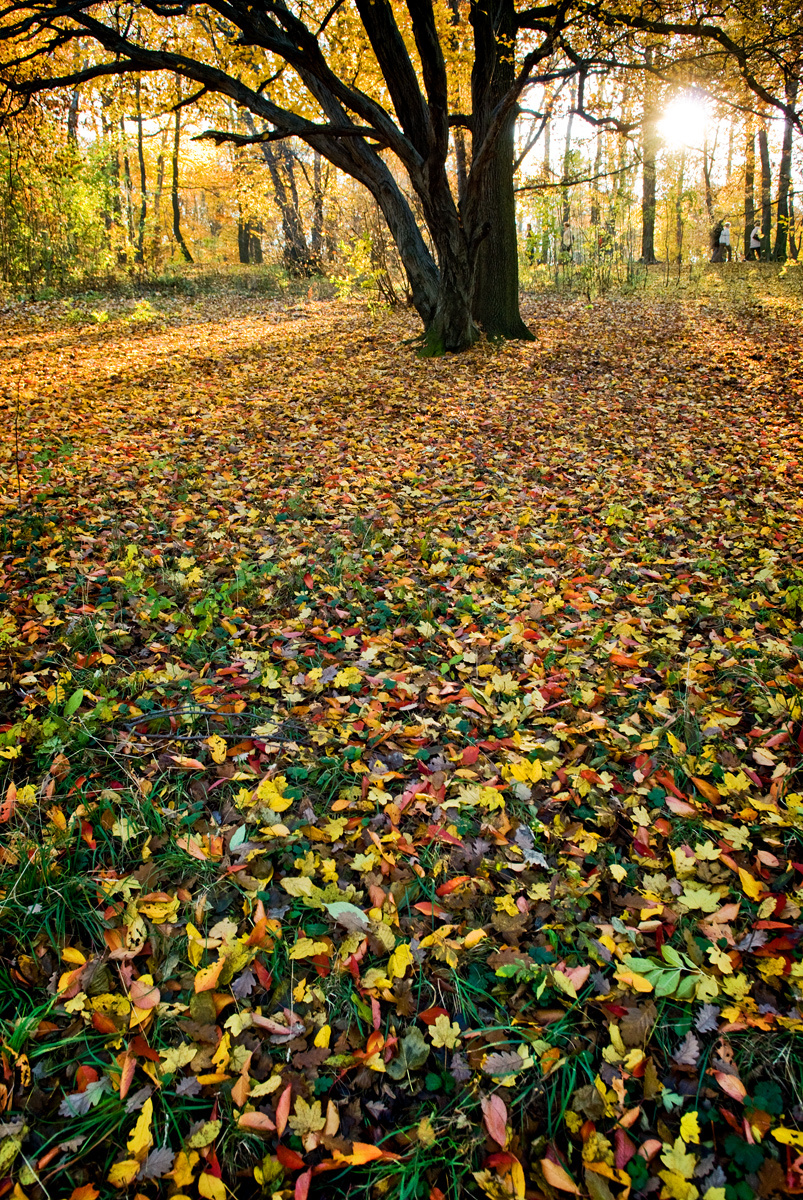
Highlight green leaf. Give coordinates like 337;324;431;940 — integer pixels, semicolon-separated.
63;688;84;718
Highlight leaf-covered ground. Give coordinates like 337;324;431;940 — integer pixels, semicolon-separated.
1;288;802;1200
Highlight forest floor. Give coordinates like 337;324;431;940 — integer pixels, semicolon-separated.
0;285;802;1200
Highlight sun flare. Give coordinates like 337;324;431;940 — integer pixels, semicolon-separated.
658;93;712;149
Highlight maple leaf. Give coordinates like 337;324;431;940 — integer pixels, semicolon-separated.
429;1015;461;1049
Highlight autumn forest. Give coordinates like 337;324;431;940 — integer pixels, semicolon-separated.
0;0;802;1198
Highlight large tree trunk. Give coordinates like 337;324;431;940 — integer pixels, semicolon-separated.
641;49;659;264
172;104;193;262
743;124;755;259
469;0;532;340
758;123;772;259
773;76;798;262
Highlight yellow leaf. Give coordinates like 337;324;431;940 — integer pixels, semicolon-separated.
387;942;414;983
680;1112;701;1144
62;947;87;965
197;1173;227;1200
658;1169;700;1200
207;735;227;764
314;1024;331;1048
107;1160;141;1189
661;1138;697;1179
126;1097;154;1160
614;966;653;993
772;1127;803;1147
288;937;329;959
738;869;762;901
429;1014;461;1049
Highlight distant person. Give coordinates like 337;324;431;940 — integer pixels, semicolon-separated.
561;220;574;259
719;221;732;262
710;219;724;262
525;224;536;264
748;224;762;260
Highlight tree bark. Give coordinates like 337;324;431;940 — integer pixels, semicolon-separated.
468;0;532;340
134;79;146;265
773;75;798;262
758;122;772;259
641;50;659;263
743;124;755;259
171;104;193;262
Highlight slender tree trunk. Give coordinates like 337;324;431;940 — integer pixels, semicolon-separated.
121;117;134;251
590;89;605;227
153;130;166;260
758;122;772;259
171;105;193;262
641;50;659;263
726;120;734;180
561;86;576;225
134;80;146;265
773;76;798;262
702;136;715;220
675;147;685;262
310;151;325;265
469;0;532;340
743;125;755;259
789;191;799;260
67;88;79;143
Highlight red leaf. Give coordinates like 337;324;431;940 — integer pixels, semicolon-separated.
462;745;480;765
295;1169;312;1200
418;1006;450;1026
277;1144;307;1171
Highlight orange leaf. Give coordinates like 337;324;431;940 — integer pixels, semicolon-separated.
194;958;225;993
238;1111;277;1133
168;755;206;771
275;1081;292;1137
691;776;722;804
715;1072;747;1103
0;782;17;823
333;1142;401;1165
176;835;208;861
540;1158;581;1193
435;875;471;896
610;652;640;668
69;1186;100;1200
